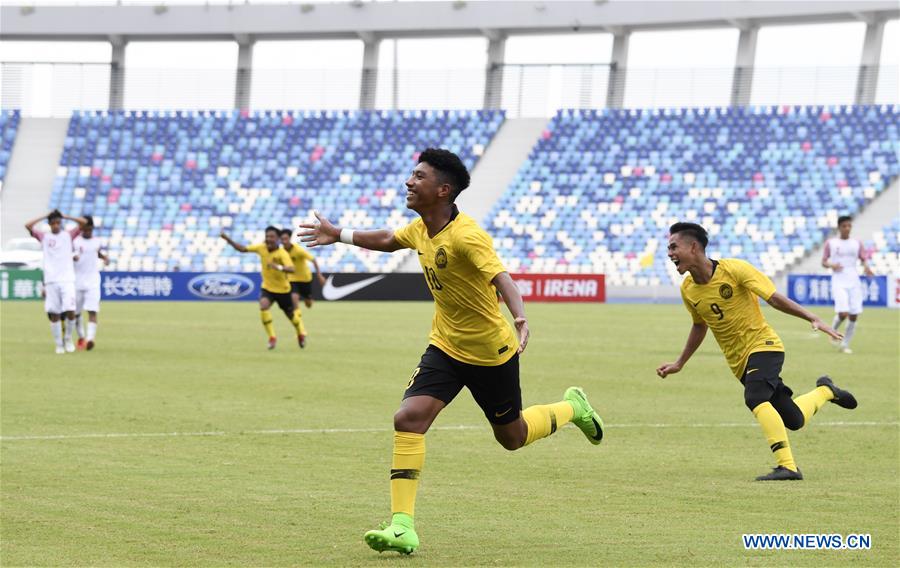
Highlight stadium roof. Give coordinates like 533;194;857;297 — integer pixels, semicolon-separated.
2;1;898;42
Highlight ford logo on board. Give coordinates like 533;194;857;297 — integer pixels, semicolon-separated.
187;273;255;300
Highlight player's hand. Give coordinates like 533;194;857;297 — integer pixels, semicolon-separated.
831;262;843;271
656;362;682;378
266;262;279;270
103;257;111;266
811;318;843;341
298;210;339;248
514;317;529;354
864;267;875;278
73;255;80;262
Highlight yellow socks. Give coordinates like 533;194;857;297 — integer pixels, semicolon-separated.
391;432;425;518
260;310;275;338
291;310;306;336
522;401;575;446
793;386;834;425
752;402;797;472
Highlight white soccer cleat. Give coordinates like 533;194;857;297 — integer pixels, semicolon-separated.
65;341;76;353
55;346;66;355
840;346;853;354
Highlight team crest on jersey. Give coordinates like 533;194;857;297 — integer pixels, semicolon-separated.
435;247;448;269
719;284;733;299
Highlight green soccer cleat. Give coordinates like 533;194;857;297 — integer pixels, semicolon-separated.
364;522;419;555
564;386;604;445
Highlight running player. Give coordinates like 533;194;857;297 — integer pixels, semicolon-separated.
279;229;326;310
822;215;875;354
299;148;604;555
220;227;307;349
657;222;858;481
25;209;88;354
73;215;109;351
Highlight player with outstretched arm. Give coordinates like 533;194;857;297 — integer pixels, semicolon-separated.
299;148;605;555
657;222;858;481
221;226;307;349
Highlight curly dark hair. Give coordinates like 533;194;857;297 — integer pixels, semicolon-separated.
418;148;471;203
47;209;63;222
265;225;280;236
669;222;709;249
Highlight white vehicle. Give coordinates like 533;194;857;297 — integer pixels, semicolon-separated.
0;238;43;270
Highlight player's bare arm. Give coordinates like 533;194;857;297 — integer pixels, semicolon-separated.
62;213;89;227
492;272;529;354
24;211;55;234
657;322;707;378
298;210;404;252
312;258;327;286
859;244;875;277
219;231;248;253
267;262;295;274
766;291;842;340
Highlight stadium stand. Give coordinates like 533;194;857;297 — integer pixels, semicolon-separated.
0;110;21;189
486;105;900;285
869;216;900;275
50;109;503;272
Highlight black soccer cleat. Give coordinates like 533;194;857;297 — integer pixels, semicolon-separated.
755;466;803;481
816;376;858;410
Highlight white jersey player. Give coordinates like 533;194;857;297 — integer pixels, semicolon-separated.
25;210;88;354
821;215;874;354
73;216;109;351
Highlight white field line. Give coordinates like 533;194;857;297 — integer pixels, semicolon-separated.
1;421;896;442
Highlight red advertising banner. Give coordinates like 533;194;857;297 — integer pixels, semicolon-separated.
511;273;605;303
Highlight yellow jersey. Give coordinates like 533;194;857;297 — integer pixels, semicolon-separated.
393;208;518;366
247;243;293;294
680;258;784;379
283;243;314;283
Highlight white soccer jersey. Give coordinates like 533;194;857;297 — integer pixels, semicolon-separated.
73;235;103;290
33;228;78;284
824;237;864;288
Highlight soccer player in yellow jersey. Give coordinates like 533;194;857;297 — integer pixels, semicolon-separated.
279;229;326;311
220;226;308;350
657;223;858;481
299;148;605;554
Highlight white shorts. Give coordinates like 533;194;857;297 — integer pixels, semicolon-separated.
45;281;76;314
833;284;863;315
76;286;101;313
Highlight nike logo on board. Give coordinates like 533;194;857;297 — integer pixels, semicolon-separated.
321;275;386;300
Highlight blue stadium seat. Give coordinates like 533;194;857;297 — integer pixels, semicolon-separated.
50;109;504;272
485;105;899;285
0;110;21;188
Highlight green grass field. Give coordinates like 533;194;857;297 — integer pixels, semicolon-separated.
1;301;898;566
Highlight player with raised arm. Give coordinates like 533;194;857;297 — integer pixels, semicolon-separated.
657;222;858;481
25;209;88;354
279;229;326;312
220;226;306;349
299;148;605;555
73;216;110;351
822;215;874;354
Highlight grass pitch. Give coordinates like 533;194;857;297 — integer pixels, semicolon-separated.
1;301;898;566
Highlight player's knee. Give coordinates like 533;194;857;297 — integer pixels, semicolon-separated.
494;433;524;451
849;314;858;321
783;416;804;431
393;407;427;432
